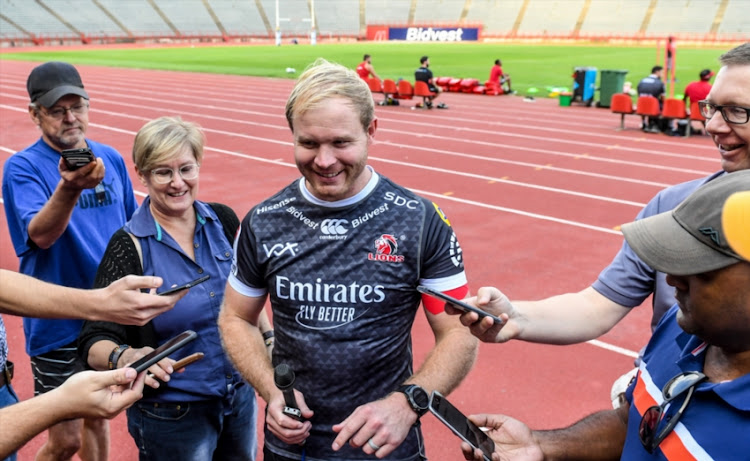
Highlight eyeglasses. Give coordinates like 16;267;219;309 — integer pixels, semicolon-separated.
639;371;707;454
40;103;89;120
698;100;750;124
149;163;200;184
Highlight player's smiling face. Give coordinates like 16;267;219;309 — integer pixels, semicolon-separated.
293;97;375;202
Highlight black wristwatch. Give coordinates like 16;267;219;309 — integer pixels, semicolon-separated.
397;384;430;417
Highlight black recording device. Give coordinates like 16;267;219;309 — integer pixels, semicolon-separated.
429;391;495;461
60;147;95;170
274;363;303;420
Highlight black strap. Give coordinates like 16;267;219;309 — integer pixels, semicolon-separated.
208;202;239;245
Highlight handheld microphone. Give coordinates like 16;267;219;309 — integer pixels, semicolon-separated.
274;363;303;420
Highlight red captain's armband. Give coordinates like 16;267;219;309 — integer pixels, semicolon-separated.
421;285;469;315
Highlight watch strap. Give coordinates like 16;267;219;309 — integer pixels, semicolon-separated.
108;344;130;370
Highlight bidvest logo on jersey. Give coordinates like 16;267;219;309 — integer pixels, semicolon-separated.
368;234;405;263
287;206;319;230
275;275;386;328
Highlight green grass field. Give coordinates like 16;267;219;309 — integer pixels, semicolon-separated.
0;42;731;98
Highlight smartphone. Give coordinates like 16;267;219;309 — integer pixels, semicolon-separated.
171;352;204;371
130;330;198;373
157;275;210;296
61;147;95;170
417;286;504;325
429;391;495;461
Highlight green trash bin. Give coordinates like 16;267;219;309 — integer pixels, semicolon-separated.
559;92;572;107
598;69;628;108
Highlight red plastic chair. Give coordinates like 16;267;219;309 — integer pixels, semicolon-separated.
610;93;634;130
382;79;398;104
661;98;687;119
686;100;707;136
635;95;661;117
367;78;385;105
414;81;436;108
397;79;414;100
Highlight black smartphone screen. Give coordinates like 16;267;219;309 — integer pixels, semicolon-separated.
417;286;504;325
429;391;495;461
157;275;210;296
129;330;198;373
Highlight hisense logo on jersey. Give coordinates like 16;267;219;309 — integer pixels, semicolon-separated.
368;234;405;263
256;197;295;214
276;276;385;303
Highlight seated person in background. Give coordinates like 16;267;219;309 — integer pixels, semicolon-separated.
355;54;381;82
684;69;714;106
682;68;714;134
488;59;513;94
415;55;446;108
460;171;750;461
637;65;666;133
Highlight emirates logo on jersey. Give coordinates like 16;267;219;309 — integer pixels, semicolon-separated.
368;234;405;263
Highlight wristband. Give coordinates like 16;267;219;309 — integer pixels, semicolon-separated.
262;330;275;341
108;344;131;370
265;337;275;348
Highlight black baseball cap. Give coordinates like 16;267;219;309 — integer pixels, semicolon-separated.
27;61;89;108
621;171;750;276
700;69;715;80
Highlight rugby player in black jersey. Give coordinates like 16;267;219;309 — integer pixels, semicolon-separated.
219;59;479;461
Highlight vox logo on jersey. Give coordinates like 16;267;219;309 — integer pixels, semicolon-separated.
367;234;405;263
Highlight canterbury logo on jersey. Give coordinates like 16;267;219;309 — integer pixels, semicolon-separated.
321;219;349;235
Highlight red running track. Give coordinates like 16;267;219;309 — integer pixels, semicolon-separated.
0;60;720;460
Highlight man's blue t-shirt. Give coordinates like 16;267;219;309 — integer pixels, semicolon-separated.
2;138;137;356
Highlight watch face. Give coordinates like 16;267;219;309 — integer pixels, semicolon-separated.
412;387;429;409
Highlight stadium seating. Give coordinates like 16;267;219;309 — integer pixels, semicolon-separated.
368;78;385;105
414;81;436;108
610;93;635;130
635;96;661;130
396;79;414;100
459;79;480;93
435;77;452;92
686;100;707;136
447;78;463;92
382;79;399;105
661;98;687;121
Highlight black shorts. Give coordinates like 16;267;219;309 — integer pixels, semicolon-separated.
30;341;86;396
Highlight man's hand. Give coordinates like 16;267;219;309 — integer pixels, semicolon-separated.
58;156;105;190
444;287;517;343
94;275;187;326
461;414;543;461
332;392;416;458
265;389;313;445
54;368;147;420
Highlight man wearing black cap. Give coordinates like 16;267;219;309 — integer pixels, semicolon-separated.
458;171;750;461
1;61;137;461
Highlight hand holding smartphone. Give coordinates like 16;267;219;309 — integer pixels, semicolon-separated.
130;330;198;373
61;147;95;170
429;391;495;461
158;275;210;296
417;286;504;325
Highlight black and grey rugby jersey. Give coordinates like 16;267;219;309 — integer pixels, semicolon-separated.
229;170;467;460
